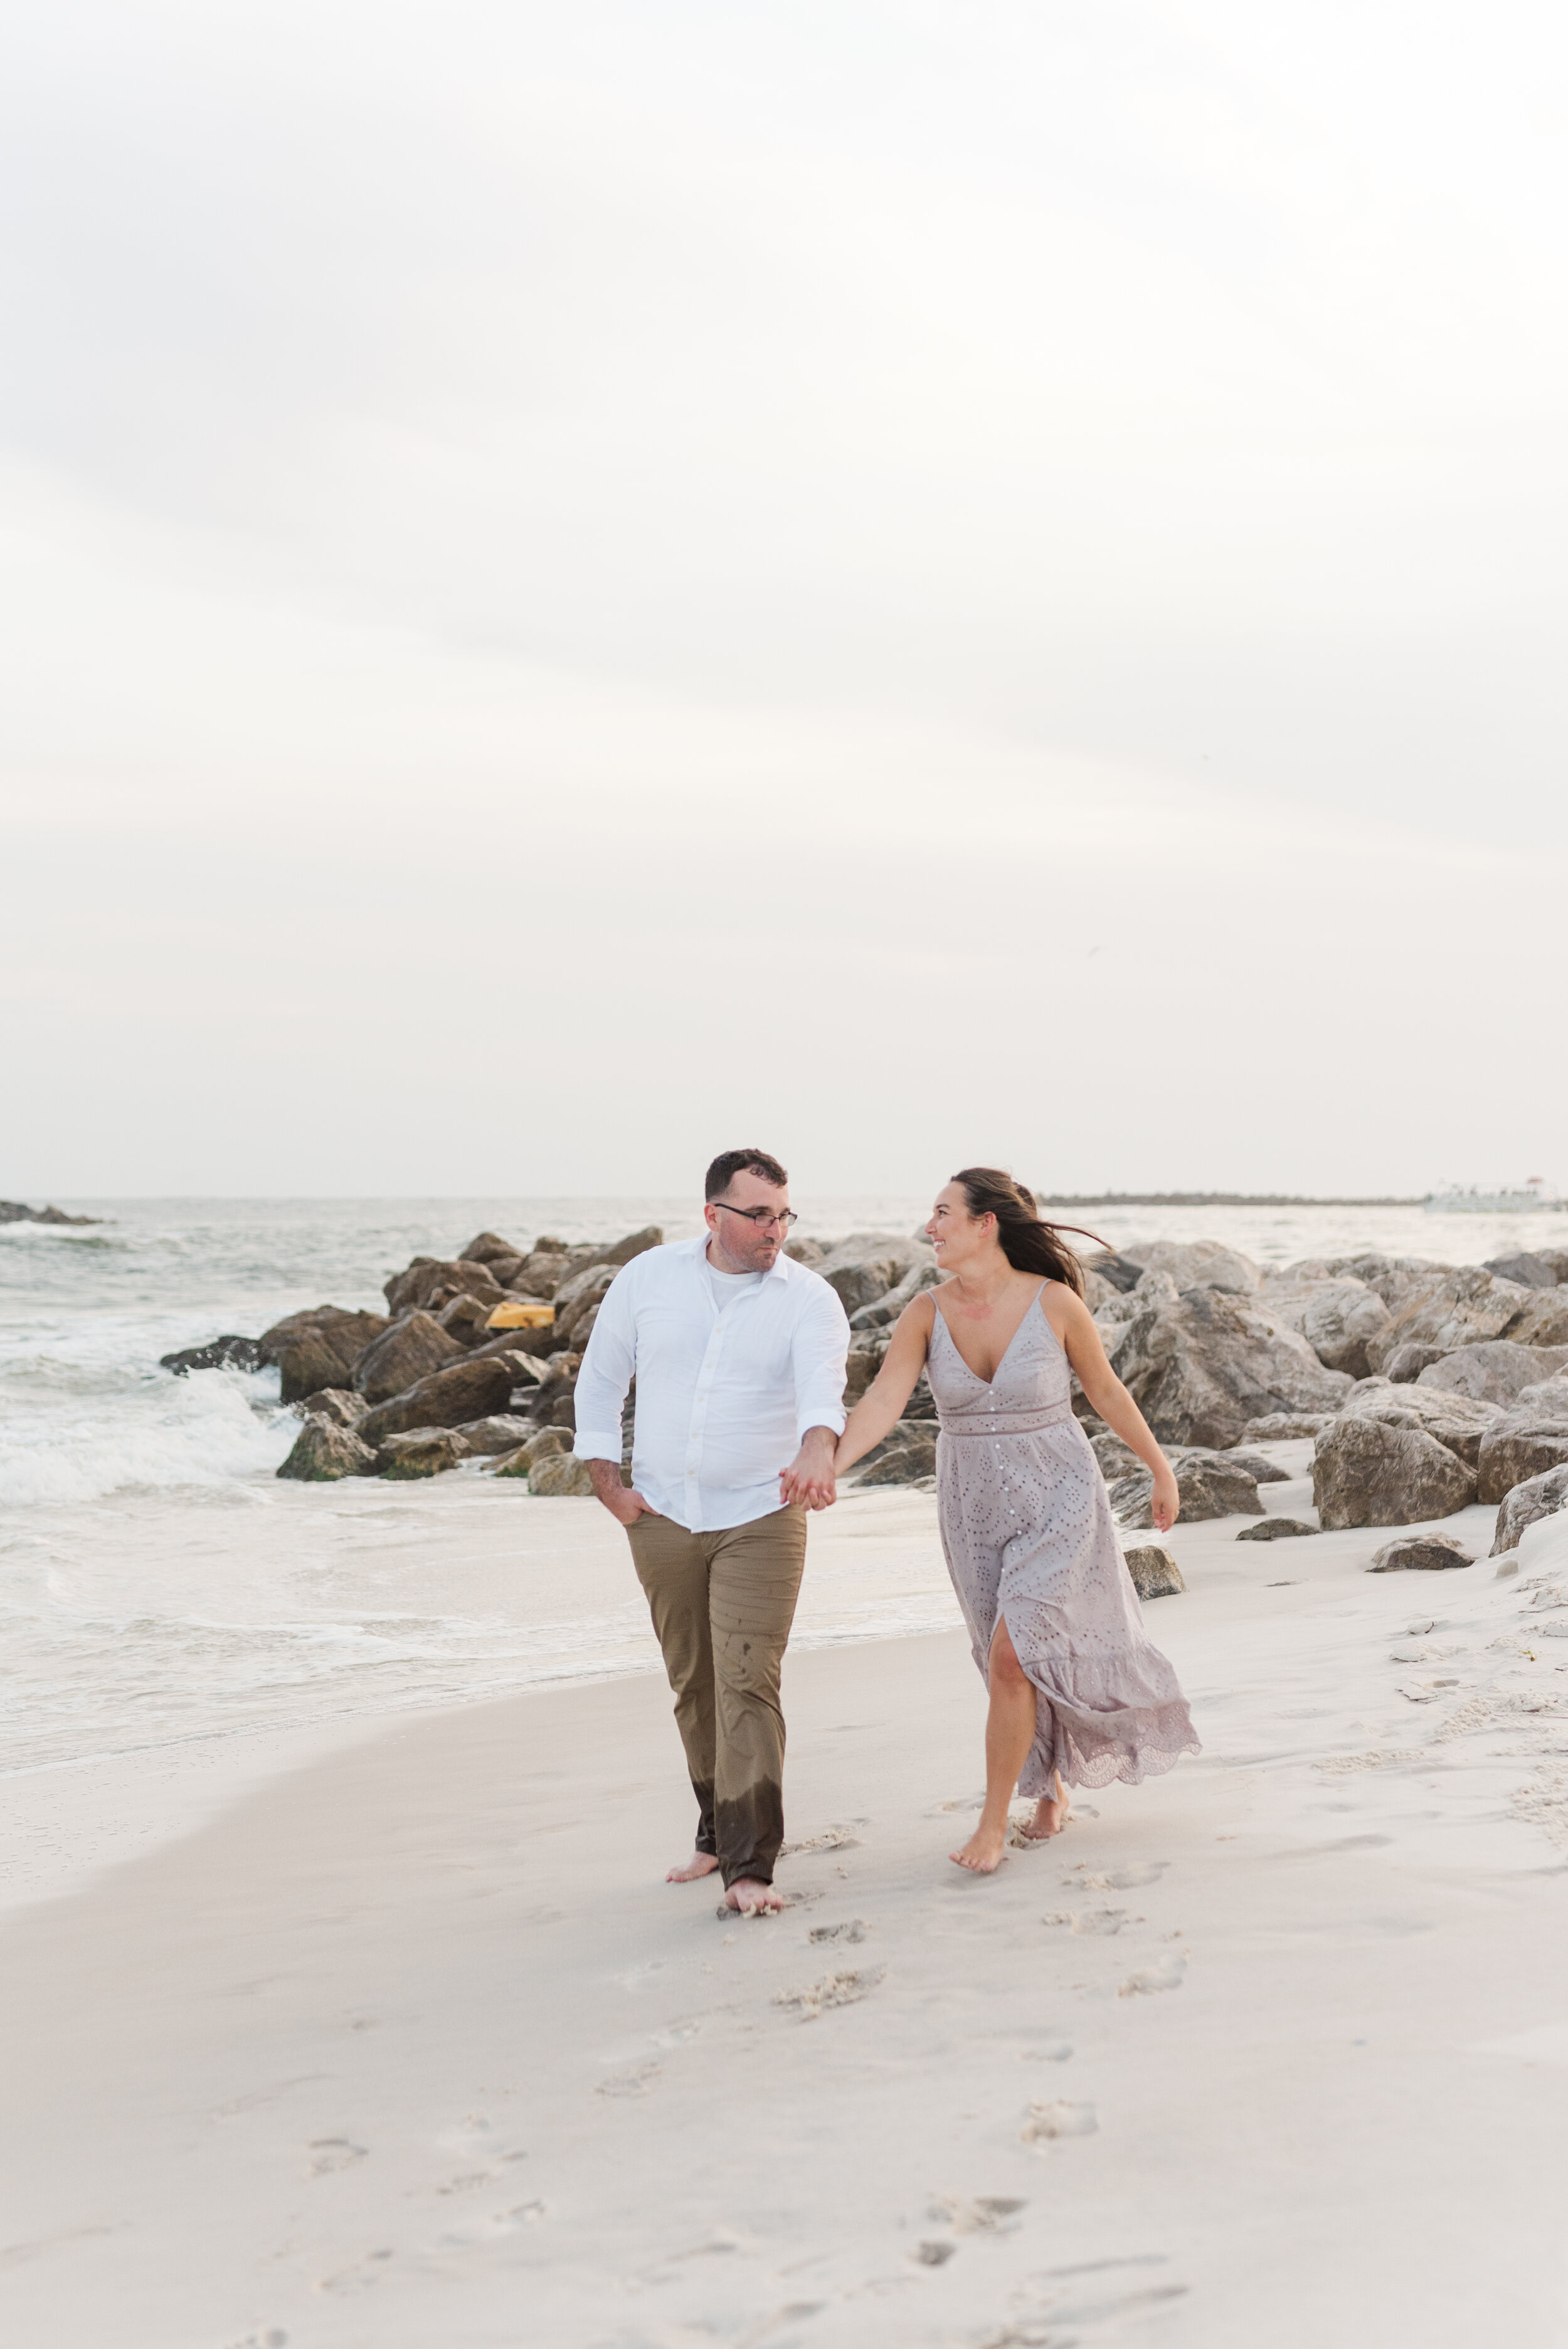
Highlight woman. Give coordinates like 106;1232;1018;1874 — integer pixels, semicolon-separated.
834;1169;1199;1874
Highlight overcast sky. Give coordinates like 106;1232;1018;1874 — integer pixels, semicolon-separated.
3;1;1565;1199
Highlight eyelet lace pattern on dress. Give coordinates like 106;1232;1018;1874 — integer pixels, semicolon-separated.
928;1288;1200;1795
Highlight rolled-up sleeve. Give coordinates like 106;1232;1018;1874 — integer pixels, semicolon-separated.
572;1265;638;1463
792;1279;851;1443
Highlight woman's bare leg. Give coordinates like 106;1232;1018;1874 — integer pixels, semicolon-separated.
1021;1771;1070;1840
950;1618;1040;1875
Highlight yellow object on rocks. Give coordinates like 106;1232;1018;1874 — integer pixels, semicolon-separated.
486;1300;556;1331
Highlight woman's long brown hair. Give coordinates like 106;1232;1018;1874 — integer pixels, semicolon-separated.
949;1167;1108;1297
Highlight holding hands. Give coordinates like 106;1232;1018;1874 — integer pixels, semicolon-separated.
780;1426;838;1512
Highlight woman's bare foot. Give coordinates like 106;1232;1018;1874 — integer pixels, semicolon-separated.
724;1877;783;1914
666;1852;721;1884
949;1825;1009;1874
1019;1784;1071;1842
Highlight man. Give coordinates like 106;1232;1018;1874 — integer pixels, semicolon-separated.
573;1148;850;1914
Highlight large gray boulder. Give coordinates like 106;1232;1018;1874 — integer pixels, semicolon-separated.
1090;1431;1144;1482
258;1306;391;1404
1490;1463;1568;1556
850;1258;944;1330
1476;1404;1568;1505
1365;1267;1534;1374
529;1450;596;1496
582;1225;664;1273
435;1290;499;1347
487;1428;571;1478
357;1355;518;1447
552;1262;620;1348
276;1418;377;1481
1122;1545;1185;1599
1117;1239;1261;1294
294;1387;366;1428
843;1337;887;1408
1312;1418;1476;1529
504;1245;581;1299
857;1431;939;1486
458;1231;526;1267
383;1256;506;1317
1367;1534;1474;1573
453;1414;536;1456
1417;1340;1568;1409
161;1335;269;1377
1498;1288;1568;1349
1105;1287;1351;1450
1323;1254;1448;1310
1257;1275;1392;1380
1384;1344;1450;1384
351;1311;465;1404
816;1233;933;1318
376;1428;465;1479
1483;1252;1561;1290
1110;1450;1263;1527
1083;1251;1146;1294
1337;1377;1502;1466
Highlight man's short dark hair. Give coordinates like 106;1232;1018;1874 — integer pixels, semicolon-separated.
705;1147;789;1201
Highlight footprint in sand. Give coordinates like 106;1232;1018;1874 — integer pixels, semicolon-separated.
927;2194;1027;2234
779;1827;862;1855
305;2138;367;2177
650;2017;702;2049
222;2333;289;2348
432;2116;527;2193
315;2249;392;2294
1019;2101;1097;2144
809;1919;867;1944
773;1967;884;2020
1020;2041;1074;2063
912;2240;956;2265
595;2061;662;2097
1071;1862;1167;1891
440;2200;546;2246
1042;1909;1126;1936
1119;1952;1187;1997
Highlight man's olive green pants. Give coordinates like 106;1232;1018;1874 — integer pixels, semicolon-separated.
625;1503;807;1889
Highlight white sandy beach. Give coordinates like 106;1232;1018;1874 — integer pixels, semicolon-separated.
3;1463;1568;2348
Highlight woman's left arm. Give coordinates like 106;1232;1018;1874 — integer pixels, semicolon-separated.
1049;1289;1180;1534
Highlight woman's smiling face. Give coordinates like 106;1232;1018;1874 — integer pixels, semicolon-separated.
926;1181;991;1270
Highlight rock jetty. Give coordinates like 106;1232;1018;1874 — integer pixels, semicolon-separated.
1;1199;100;1226
157;1219;1568;1557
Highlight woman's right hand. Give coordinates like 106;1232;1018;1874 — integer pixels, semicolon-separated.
1150;1463;1180;1534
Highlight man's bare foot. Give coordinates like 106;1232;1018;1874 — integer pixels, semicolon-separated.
724;1877;783;1914
666;1852;721;1884
1019;1786;1071;1842
949;1826;1008;1874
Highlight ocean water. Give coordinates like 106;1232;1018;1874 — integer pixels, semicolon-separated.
3;1194;1564;1776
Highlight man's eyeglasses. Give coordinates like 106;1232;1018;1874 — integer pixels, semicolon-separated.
712;1202;800;1231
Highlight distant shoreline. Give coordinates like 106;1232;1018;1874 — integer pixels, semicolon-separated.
1037;1192;1426;1208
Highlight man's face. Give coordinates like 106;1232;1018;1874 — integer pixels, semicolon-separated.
704;1170;792;1273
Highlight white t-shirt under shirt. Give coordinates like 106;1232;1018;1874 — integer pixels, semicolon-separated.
706;1256;764;1313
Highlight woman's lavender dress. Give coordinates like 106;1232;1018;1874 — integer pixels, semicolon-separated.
928;1289;1200;1793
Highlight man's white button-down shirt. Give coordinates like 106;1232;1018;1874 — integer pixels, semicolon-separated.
573;1237;851;1532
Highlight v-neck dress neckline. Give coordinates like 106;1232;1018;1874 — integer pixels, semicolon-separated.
930;1279;1049;1389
